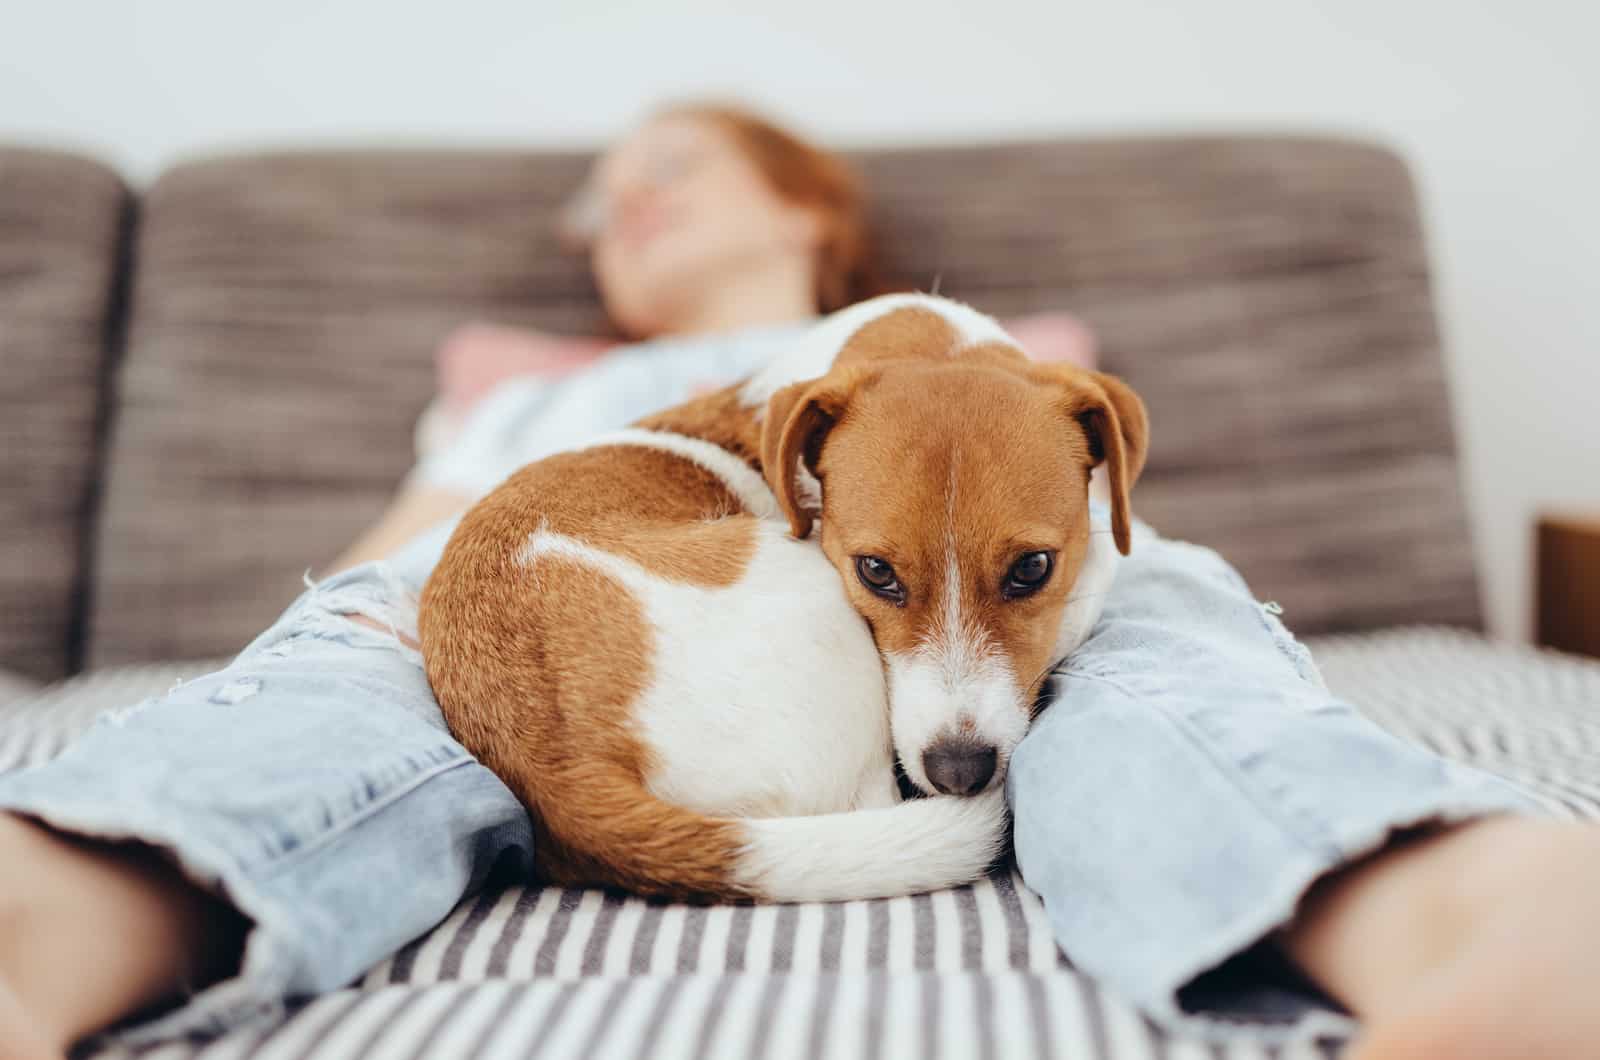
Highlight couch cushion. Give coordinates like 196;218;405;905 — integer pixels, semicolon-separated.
89;152;601;666
0;149;129;681
89;139;1478;665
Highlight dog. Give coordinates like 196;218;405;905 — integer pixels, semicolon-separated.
418;293;1148;902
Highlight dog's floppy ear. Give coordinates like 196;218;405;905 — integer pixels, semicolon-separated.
760;368;871;539
1039;367;1149;556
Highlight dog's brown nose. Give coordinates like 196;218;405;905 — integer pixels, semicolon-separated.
922;738;998;796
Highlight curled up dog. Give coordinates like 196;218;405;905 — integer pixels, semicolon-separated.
418;293;1149;902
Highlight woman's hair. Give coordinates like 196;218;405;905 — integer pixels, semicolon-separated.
654;101;886;313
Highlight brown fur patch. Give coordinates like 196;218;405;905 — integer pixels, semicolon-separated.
759;309;1012;539
958;340;1035;371
833;306;960;369
636;381;764;468
510;444;758;587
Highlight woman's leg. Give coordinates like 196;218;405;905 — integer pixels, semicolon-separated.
1288;816;1600;1059
0;814;247;1056
1007;517;1540;1044
0;561;530;1054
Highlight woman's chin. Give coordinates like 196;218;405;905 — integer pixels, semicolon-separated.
607;279;702;336
613;265;723;328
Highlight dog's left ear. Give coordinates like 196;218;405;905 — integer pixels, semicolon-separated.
1039;367;1149;556
760;368;871;539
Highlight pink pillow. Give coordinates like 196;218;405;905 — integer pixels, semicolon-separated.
1001;311;1099;371
434;310;1098;419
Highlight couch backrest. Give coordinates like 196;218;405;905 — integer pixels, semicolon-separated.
0;149;129;681
86;138;1480;667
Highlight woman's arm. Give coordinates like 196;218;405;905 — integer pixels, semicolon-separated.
321;483;474;577
318;322;615;579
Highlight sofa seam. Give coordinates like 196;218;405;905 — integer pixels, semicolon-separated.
66;180;140;676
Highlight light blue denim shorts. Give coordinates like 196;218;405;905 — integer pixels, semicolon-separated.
0;528;532;1042
1008;519;1534;1036
0;509;1533;1044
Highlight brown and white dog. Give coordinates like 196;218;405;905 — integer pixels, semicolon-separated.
418;294;1148;902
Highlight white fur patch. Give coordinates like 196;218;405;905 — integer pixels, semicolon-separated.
739;293;1015;410
886;649;1026;796
518;523;892;821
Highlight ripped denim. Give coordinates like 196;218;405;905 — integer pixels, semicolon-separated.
0;554;531;1044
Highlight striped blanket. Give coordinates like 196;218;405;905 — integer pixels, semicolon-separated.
5;627;1599;1059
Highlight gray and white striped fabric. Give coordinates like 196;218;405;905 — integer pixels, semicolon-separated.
6;627;1598;1059
0;658;227;772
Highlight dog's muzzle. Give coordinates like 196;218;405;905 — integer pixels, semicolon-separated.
921;735;998;796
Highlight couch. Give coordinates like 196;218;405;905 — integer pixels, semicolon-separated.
3;137;1598;1059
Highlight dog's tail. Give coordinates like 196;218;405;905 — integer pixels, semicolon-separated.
530;760;1008;903
732;789;1010;902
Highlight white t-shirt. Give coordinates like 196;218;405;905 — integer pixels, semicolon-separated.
409;322;809;499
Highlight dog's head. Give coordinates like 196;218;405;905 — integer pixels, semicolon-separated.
759;298;1147;797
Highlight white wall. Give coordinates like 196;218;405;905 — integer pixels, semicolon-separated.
4;0;1595;640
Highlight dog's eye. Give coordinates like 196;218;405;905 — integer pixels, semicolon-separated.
1003;551;1054;599
855;556;906;604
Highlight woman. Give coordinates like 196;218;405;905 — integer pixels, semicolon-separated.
1;103;1596;1060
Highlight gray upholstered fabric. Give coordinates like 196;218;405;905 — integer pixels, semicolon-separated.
88;151;602;666
0;149;129;681
89;139;1478;666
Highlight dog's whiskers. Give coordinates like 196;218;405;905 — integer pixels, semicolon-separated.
1025;657;1066;712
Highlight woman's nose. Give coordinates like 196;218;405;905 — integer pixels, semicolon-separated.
608;182;659;229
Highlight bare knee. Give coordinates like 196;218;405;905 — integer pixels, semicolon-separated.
342;612;421;651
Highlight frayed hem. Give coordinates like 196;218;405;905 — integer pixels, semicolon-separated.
295;563;425;668
0;798;302;1046
1136;794;1537;1043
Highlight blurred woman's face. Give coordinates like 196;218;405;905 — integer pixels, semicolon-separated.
575;116;822;336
